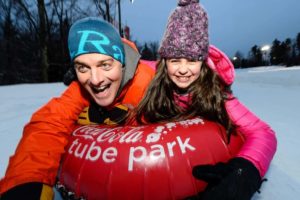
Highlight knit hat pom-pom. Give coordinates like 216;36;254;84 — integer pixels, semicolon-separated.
178;0;199;6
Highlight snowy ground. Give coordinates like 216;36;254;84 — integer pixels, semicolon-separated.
0;66;300;199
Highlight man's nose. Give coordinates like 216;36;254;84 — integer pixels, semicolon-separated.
89;68;104;85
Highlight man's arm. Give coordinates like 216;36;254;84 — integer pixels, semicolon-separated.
0;81;90;195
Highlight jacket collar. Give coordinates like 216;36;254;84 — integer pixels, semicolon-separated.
120;42;141;90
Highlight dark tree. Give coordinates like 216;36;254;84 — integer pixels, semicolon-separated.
232;51;243;68
248;45;263;66
296;33;300;54
282;38;292;66
139;41;159;61
37;0;49;82
148;41;159;60
270;39;281;65
140;43;154;60
0;0;16;84
296;33;300;64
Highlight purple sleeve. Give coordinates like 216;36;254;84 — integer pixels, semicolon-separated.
225;97;277;177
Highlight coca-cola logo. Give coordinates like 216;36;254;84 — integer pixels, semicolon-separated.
72;117;205;144
73;126;144;144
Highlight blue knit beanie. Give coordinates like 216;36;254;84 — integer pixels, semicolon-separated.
68;17;125;65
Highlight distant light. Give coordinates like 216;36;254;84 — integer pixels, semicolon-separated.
233;56;238;60
261;45;271;52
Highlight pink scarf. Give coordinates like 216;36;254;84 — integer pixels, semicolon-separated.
173;92;191;109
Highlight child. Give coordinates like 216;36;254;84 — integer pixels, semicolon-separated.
134;0;277;199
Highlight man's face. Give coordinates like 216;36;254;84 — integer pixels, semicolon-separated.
74;53;123;107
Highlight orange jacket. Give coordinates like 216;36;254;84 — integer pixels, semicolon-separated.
0;43;155;194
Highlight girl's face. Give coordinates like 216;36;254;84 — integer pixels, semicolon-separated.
166;58;202;89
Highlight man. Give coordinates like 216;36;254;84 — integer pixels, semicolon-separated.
0;17;155;199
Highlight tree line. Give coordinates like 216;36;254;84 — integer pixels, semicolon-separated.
232;33;300;68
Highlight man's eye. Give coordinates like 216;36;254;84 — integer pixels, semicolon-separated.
75;65;88;73
101;63;112;70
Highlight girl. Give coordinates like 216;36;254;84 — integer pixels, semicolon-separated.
134;0;277;199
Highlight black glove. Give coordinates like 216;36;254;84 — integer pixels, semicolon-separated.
191;157;262;200
0;182;53;200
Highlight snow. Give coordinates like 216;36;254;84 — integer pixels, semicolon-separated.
1;66;300;199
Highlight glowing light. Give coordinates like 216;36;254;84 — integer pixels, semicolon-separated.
261;45;271;52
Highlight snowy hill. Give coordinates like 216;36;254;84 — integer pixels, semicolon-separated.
0;66;300;199
233;66;300;200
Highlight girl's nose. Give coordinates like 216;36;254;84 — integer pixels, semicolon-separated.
178;63;188;74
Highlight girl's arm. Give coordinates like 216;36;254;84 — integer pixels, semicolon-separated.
225;97;277;177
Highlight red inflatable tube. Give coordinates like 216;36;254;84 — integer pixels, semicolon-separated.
58;117;244;200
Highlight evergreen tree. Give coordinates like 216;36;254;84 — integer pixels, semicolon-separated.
249;45;263;66
141;43;154;60
233;51;243;68
270;39;281;65
297;33;300;54
296;33;300;64
283;38;292;66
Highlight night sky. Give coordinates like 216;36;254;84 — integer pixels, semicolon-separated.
122;0;300;57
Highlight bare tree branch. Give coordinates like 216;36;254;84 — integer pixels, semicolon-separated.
14;0;38;33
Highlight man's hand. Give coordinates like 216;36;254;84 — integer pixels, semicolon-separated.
1;182;53;200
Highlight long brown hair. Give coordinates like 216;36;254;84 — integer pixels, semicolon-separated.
133;58;234;135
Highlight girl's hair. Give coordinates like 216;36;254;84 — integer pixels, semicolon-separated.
133;58;234;135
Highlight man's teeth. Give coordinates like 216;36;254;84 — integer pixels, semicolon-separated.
92;85;109;92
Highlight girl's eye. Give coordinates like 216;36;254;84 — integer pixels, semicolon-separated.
187;59;197;63
188;60;200;65
169;59;180;63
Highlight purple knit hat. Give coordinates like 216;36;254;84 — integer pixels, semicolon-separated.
159;0;209;60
